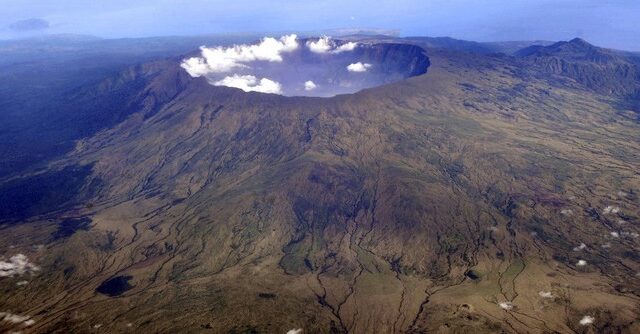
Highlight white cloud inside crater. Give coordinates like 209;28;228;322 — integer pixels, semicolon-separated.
306;36;332;53
213;75;282;94
304;80;317;91
306;36;358;54
181;34;299;76
182;35;296;94
181;35;365;95
347;62;372;72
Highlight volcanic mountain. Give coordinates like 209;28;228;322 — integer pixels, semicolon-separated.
516;38;640;102
0;37;639;333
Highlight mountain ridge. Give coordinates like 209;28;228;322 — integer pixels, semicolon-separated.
514;38;640;100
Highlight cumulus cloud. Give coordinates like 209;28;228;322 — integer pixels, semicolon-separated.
347;62;372;72
304;80;317;91
9;18;49;31
307;36;333;53
576;259;587;266
287;329;303;334
213;75;282;94
181;34;299;76
579;315;594;325
306;36;359;54
180;35;301;95
334;42;358;53
0;254;39;277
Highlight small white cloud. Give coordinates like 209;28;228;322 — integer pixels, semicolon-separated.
576;259;587;266
0;254;39;277
304;80;317;91
538;291;553;298
610;232;619;238
498;302;514;310
573;243;587;251
579;315;594;325
307;36;333;53
306;36;358;54
347;62;372;72
287;329;303;334
213;75;282;94
16;280;29;286
181;34;299;76
334;42;358;53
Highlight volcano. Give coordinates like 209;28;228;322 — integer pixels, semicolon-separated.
0;36;639;333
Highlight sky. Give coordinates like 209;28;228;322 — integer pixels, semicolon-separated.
1;0;639;51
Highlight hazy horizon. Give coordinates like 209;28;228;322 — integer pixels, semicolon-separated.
1;0;639;51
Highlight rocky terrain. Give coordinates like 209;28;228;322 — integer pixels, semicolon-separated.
0;36;639;333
